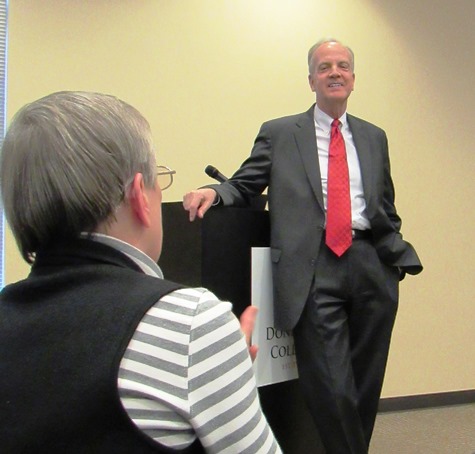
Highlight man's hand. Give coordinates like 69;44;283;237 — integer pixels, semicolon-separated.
239;305;259;362
182;188;217;222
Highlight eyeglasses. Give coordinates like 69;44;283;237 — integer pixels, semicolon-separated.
156;165;176;191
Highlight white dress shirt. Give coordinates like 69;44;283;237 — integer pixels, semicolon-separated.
314;105;371;231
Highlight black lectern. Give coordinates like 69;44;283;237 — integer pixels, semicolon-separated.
160;202;324;453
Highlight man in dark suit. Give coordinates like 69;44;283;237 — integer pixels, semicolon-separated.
183;39;423;453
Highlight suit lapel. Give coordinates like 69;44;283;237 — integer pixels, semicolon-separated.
294;105;325;211
290;109;377;215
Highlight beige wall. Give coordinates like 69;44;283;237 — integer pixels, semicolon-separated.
5;0;475;398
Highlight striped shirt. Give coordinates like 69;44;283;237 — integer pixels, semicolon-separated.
90;234;281;453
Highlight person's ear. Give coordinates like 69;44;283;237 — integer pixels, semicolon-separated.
129;173;152;228
308;74;316;92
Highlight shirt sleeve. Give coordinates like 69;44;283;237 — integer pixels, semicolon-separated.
118;287;281;454
186;290;281;453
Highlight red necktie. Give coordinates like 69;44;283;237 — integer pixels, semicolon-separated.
325;119;352;257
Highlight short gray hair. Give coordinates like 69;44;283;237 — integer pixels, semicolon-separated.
0;91;156;263
307;38;355;74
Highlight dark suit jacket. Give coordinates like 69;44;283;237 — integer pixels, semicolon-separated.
212;105;422;330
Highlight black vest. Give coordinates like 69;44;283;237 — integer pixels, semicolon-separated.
0;239;204;453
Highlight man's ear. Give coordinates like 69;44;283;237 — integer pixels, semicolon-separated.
308;74;316;92
128;173;152;228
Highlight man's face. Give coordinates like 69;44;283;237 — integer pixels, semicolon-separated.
308;42;355;113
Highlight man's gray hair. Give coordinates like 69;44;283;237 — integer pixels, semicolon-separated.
0;91;156;263
307;38;355;74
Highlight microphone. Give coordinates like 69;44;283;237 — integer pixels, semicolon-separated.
205;165;228;183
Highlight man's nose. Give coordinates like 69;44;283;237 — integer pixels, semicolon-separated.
329;66;340;76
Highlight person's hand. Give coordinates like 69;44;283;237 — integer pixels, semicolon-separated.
239;305;259;362
182;188;217;222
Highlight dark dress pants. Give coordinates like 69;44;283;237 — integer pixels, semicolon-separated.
293;237;399;454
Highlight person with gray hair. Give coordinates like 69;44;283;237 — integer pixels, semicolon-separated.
183;39;423;453
0;91;281;454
